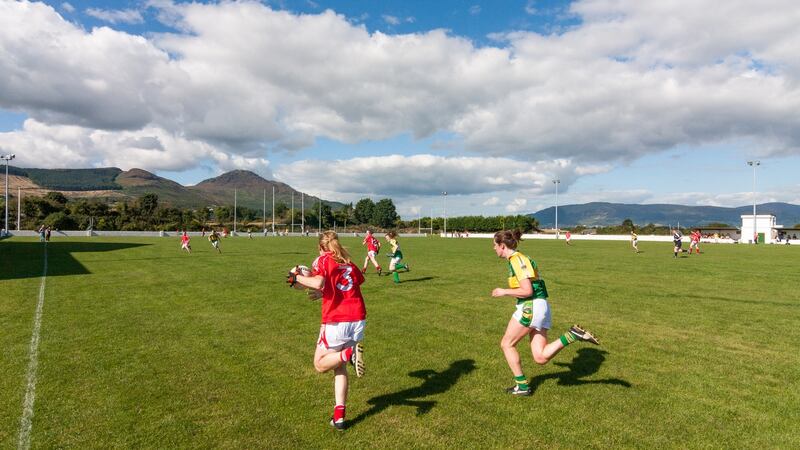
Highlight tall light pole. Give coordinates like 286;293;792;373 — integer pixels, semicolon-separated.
1;153;15;237
747;160;760;244
553;179;561;239
442;191;448;237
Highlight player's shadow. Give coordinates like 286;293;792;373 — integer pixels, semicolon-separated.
528;348;631;394
399;276;435;283
347;359;476;428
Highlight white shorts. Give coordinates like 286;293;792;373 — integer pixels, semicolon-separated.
367;250;376;258
317;320;366;351
511;298;551;330
211;241;219;248
181;242;190;249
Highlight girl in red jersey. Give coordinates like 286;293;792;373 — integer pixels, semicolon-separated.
289;231;366;430
180;231;191;253
361;230;382;275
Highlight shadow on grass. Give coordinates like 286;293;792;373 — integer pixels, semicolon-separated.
348;359;476;428
0;241;150;281
398;276;435;283
529;348;631;394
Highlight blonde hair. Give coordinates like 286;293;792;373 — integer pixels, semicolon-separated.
319;230;351;264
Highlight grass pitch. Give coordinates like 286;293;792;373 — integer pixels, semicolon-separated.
1;236;799;448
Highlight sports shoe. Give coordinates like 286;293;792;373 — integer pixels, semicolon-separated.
505;385;531;396
569;324;600;345
377;267;382;276
350;343;365;377
405;263;410;272
330;417;346;431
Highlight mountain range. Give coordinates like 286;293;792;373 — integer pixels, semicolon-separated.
5;166;343;211
532;202;800;228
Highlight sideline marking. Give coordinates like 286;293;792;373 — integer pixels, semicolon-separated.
18;244;48;450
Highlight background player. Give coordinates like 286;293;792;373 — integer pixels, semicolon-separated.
689;229;701;254
490;230;599;396
361;230;382;275
384;231;410;284
208;229;222;253
631;230;639;253
672;228;684;257
289;231;366;430
180;231;192;254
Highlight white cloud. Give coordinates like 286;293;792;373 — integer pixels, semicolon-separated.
469;5;481;15
382;14;400;25
61;2;74;13
524;1;537;15
483;196;500;206
86;8;144;25
506;198;527;213
1;0;799;199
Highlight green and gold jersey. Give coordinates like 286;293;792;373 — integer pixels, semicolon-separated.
387;237;400;253
507;251;548;300
209;233;219;242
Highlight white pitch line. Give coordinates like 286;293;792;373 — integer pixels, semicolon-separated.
18;244;48;450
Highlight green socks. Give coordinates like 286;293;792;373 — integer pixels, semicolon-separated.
514;375;529;390
559;331;577;346
392;271;400;283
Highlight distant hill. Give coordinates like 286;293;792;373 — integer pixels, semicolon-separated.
115;168;210;208
188;170;344;210
5;166;344;211
532;202;800;228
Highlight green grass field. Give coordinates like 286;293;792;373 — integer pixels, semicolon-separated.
2;236;799;448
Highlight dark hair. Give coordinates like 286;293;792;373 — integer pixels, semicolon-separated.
386;231;397;239
493;230;523;249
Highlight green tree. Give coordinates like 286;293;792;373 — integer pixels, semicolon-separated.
137;193;159;222
622;218;634;229
44;191;68;206
354;198;375;224
371;198;398;228
43;211;78;230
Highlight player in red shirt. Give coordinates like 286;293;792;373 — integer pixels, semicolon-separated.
689;229;701;254
289;231;366;431
180;231;191;253
361;230;382;275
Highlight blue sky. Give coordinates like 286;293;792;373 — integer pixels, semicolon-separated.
1;0;799;217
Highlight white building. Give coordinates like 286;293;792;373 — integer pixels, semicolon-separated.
740;214;776;244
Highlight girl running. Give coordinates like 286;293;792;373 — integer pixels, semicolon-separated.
361;230;382;275
491;230;599;396
208;229;222;253
288;231;366;430
384;231;410;284
180;231;192;253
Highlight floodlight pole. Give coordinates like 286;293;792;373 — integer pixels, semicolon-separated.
291;192;294;234
234;188;237;234
553;179;561;239
318;199;322;232
271;186;275;234
263;189;266;232
17;187;21;230
301;193;305;234
1;154;15;237
747;160;760;244
443;191;448;237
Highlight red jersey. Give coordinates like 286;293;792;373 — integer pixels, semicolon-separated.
312;252;367;323
181;234;190;244
362;234;379;252
691;231;700;243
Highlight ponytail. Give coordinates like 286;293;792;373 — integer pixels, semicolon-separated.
319;231;351;264
493;229;523;250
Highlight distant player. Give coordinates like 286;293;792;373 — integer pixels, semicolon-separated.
180;231;192;253
564;230;571;245
631;230;639;253
384;231;410;284
361;230;382;275
208;229;222;253
689;229;701;254
672;228;683;258
248;228;253;239
490;230;599;396
288;231;366;430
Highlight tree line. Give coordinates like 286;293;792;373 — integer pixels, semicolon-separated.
1;192;541;233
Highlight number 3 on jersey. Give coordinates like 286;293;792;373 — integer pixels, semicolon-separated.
336;265;354;292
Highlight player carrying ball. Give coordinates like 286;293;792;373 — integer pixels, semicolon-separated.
491;230;599;396
288;231;366;430
208;229;222;253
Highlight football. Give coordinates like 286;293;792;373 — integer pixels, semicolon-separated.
288;265;312;289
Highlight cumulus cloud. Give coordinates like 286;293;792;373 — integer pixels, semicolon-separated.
506;198;527;213
0;118;271;178
86;8;144;25
61;2;74;13
1;0;799;199
274;154;604;199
